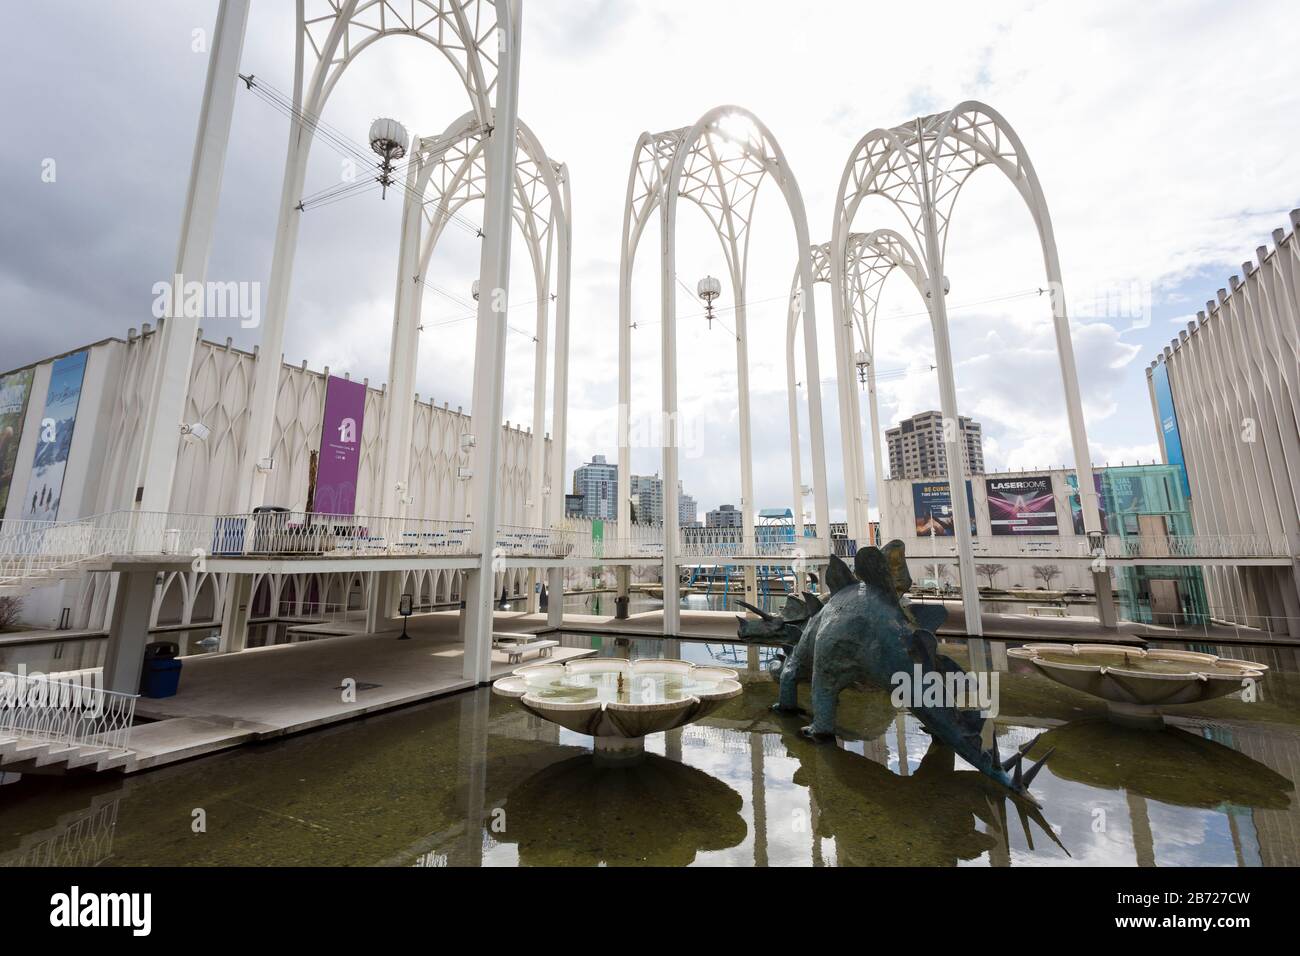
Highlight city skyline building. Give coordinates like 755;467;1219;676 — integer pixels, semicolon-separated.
886;410;985;479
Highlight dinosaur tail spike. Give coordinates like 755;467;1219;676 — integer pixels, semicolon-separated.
1021;746;1055;788
736;600;773;621
1003;732;1044;771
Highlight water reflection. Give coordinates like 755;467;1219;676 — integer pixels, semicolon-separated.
0;636;1297;867
490;752;746;866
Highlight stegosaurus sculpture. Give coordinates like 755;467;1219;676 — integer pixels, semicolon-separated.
737;540;1052;801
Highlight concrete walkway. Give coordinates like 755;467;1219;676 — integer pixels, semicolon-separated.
125;615;593;772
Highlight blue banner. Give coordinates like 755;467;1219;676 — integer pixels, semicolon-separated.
1152;361;1190;496
21;351;88;521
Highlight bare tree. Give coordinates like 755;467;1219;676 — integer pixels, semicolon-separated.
0;596;23;631
1032;564;1062;590
975;563;1007;590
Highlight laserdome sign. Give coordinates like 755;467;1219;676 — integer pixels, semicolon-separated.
985;474;1059;535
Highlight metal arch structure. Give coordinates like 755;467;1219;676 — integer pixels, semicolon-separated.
617;105;832;635
785;229;927;543
830;100;1115;634
126;0;525;684
239;0;515;514
384;110;571;613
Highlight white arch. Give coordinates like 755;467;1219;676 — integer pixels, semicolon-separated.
787;229;927;543
237;0;517;511
831;100;1111;634
618;105;831;634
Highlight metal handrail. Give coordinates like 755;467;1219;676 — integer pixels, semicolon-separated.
0;672;137;754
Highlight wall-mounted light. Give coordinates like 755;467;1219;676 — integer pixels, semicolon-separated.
180;422;211;444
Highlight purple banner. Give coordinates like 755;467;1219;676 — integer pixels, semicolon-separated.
313;375;365;516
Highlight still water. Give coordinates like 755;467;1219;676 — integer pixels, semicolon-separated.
1;634;1297;866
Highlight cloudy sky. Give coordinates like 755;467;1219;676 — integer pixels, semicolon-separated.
2;1;1298;521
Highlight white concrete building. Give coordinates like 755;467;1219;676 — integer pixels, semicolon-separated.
0;325;549;634
1146;210;1300;636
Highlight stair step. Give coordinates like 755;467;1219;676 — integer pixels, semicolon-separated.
63;746;113;770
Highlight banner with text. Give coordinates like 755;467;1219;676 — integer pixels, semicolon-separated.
986;474;1058;535
313;375;366;516
912;480;976;537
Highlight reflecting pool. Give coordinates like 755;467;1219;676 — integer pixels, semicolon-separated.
1;636;1297;866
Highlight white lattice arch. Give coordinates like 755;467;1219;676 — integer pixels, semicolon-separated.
241;0;516;511
617;105;831;634
786;230;928;541
381;111;569;547
831;101;1107;634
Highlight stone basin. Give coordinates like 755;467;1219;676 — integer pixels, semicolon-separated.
492;658;742;763
1007;643;1267;728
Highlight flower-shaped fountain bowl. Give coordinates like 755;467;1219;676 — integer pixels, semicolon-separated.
1007;643;1267;728
492;658;742;763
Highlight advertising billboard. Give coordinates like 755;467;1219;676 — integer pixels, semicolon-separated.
0;367;34;519
312;375;366;516
986;474;1058;535
1067;472;1107;536
21;350;88;521
912;480;976;537
1151;361;1190;497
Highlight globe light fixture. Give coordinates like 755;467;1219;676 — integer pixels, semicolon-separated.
854;349;869;387
697;275;721;329
368;117;409;200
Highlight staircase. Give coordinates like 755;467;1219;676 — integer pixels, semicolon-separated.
0;672;138;775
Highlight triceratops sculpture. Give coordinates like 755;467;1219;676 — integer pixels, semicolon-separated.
737;541;1052;801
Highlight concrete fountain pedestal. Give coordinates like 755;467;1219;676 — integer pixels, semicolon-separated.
492;658;742;765
1008;643;1267;729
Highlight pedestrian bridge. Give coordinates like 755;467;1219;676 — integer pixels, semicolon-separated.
2;509;1294;591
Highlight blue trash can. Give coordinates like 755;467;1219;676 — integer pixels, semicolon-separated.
140;641;182;698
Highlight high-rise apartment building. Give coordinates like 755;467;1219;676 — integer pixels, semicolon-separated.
886;410;984;479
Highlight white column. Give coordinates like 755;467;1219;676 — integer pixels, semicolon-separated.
1036;203;1114;627
462;2;523;683
732;265;758;604
918;158;982;636
219;573;253;653
102;569;157;694
134;0;250;513
865;358;888;543
380;152;424;519
786;302;804;538
548;168;572;537
659;195;682;635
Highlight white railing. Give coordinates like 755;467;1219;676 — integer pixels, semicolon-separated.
1104;533;1296;561
0;510;475;576
913;532;1296;562
0;672;137;754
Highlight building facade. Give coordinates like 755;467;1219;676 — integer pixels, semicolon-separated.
630;473;664;525
1146;211;1300;636
0;325;549;632
880;464;1208;624
678;489;698;527
572;454;617;520
707;503;743;529
886;410;985;479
